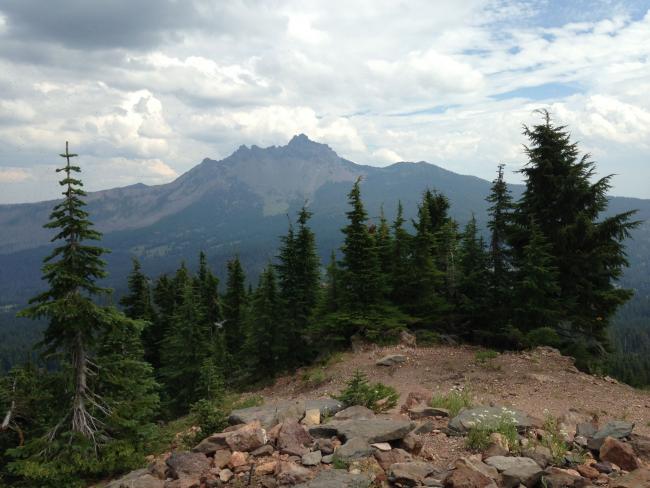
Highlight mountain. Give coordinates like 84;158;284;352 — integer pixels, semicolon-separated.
0;134;648;317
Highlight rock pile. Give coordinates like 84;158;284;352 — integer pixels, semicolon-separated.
106;393;650;488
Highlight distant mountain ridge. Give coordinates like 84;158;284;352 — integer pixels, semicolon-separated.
0;135;648;309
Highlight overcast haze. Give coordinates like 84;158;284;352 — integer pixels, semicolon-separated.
0;0;649;203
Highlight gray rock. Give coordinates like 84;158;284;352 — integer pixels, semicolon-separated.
251;444;274;457
522;445;553;468
376;354;407;366
335;437;373;461
105;469;164;488
315;438;335;454
448;406;534;434
301;450;322;466
305;398;344;417
388;461;437;487
228;400;305;428
294;469;372;487
321;416;414;443
333;405;375;420
166;451;210;478
485;456;543;488
575;422;598;438
408;405;450;419
587;420;635;450
412;420;435;435
321;454;334;464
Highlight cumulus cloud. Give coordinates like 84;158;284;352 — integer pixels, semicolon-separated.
0;0;649;202
0;167;31;183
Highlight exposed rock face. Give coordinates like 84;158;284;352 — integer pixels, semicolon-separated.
599;436;640;471
311;416;414;443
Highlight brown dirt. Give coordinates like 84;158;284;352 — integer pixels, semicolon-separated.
247;344;650;470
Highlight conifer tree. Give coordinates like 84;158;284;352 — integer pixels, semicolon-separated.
457;216;490;334
243;266;284;379
195;251;222;326
514;110;639;354
512;221;561;334
20;143;111;439
222;256;247;353
375;206;393;281
486;164;514;325
435;219;460;301
150;274;175;369
340;178;383;309
322;251;341;313
423;189;451;233
159;282;209;414
390;201;412;307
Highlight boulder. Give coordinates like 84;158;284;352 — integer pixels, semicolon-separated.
319;416;414;443
192;432;230;455
294;469;372;487
454;456;499;481
213;449;232;469
278;420;313;456
521;445;553;468
448;407;534;434
228;400;305;429
225;420;267;452
251;444;274;457
166;452;210;479
333;405;375;420
611;468;650;488
599;436;640;471
374;447;413;470
305;398;344;417
388;461;437;487
336;437;373;461
409;405;450;419
539;467;581;487
376;354;407;366
106;469;165;488
301;450;322;466
630;433;650;461
275;461;312;485
484;456;543;487
587;421;634;450
444;465;497;488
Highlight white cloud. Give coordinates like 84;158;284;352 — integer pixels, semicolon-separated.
0;167;31;183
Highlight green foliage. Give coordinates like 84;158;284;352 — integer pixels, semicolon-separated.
525;327;562;348
223;256;247;353
335;370;399;413
331;453;350;470
301;368;331;388
474;350;499;363
430;389;473;417
190;399;228;442
414;330;441;346
539;413;569;465
465;408;519;453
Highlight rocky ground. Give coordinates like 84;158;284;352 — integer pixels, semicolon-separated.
106;343;650;488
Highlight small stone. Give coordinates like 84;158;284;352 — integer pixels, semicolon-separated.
219;468;234;482
276;461;312;485
371;442;392;451
255;460;277;476
321;454;334;464
610;468;650;488
336;437;373;461
228;451;248;469
213;449;232;469
301;450;322;466
576;463;600;479
315;438;334;454
251;444;274;457
302;409;321;426
373;448;412;471
333;405;376;420
401;431;423;454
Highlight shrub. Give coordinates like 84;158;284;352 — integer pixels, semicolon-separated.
190;399;228;441
465;408;519;452
526;327;562;348
475;350;499;363
335;370;399;413
415;330;441;346
430;389;472;416
302;368;331;388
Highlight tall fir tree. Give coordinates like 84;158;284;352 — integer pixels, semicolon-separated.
390;201;412;307
194;251;222;326
514;110;639;356
322;251;341;313
222;256;247;353
20;142;111;439
339;178;384;309
243;266;284;379
375;206;393;282
486;164;514;327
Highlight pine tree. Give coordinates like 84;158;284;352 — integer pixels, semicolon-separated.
435;219;460;301
195;251;222;326
512;221;561;334
276;207;320;368
390;201;412;307
340;178;383;309
20;143;110;439
150;274;175;370
222;256;247;353
486;164;514;326
514;111;639;356
322;251;341;313
159;282;210;414
243;266;284;379
120;258;157;365
457;216;490;335
422;189;451;233
375;206;393;280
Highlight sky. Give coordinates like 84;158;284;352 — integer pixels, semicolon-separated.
0;0;649;203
